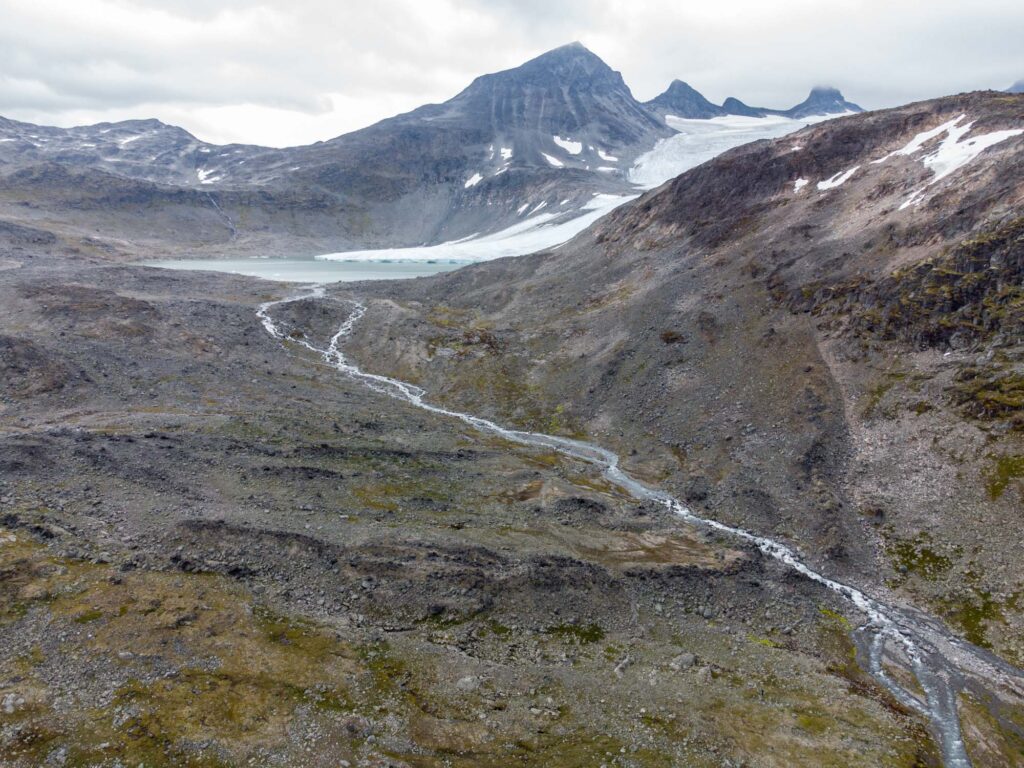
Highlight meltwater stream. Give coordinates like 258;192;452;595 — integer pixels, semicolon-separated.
258;285;1024;767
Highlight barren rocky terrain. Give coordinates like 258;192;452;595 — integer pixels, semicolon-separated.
1;91;1023;767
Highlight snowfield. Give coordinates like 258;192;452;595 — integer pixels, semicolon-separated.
630;113;849;189
316;194;635;264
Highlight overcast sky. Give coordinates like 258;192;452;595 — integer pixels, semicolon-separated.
2;0;1022;147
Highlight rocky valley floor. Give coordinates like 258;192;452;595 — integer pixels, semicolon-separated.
1;246;972;768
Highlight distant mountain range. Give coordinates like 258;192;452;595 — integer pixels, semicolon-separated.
0;42;865;256
1008;80;1024;94
645;81;863;120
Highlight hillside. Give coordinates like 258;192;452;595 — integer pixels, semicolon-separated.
340;92;1024;763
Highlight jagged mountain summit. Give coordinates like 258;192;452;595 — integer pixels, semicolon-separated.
645;82;863;120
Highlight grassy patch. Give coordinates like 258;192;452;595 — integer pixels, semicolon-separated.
544;623;605;644
984;454;1024;500
885;532;955;582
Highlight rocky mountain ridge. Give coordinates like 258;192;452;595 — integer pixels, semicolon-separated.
646;81;863;120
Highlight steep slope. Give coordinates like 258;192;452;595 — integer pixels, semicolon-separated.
0;44;669;256
346;91;1024;736
1008;80;1024;94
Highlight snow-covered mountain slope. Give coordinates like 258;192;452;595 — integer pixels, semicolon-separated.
0;44;866;257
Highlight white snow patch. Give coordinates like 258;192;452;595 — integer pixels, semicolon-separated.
117;134;145;147
464;173;483;188
500;147;513;160
596;166;618;172
316;194;634;264
0;139;16;143
794;178;809;192
196;168;223;184
553;136;583;155
817;166;860;191
873;115;965;164
542;152;565;168
516;203;531;215
597;148;619;162
493;166;509;176
528;201;548;216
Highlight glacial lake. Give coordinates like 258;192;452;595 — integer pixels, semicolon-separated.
141;256;468;283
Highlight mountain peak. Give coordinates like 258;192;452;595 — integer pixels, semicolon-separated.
419;42;668;147
787;86;863;118
646;80;725;119
507;42;615;83
1007;80;1024;94
721;96;765;117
